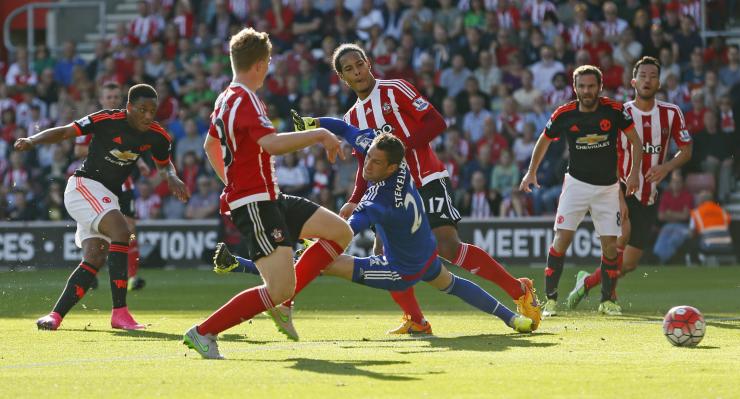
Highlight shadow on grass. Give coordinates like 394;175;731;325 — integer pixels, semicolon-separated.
245;358;419;381
338;332;557;353
64;327;184;341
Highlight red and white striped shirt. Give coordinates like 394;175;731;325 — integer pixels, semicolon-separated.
208;83;279;212
618;100;692;206
343;79;447;187
679;0;702;25
524;0;556;26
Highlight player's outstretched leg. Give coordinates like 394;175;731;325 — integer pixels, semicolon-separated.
183;325;224;359
108;241;145;330
543;246;565;317
36;238;104;331
435;227;541;328
387;288;432;334
427;265;534;333
212;242;259;275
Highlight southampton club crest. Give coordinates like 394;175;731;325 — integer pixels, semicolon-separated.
271;228;284;243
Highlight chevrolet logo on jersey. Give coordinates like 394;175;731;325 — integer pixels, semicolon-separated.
109;149;139;162
575;134;609;146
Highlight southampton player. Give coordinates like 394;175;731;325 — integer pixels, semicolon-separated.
216;126;536;340
74;82;149;291
519;65;644;317
15;84;190;330
328;44;540;333
183;28;353;359
566;57;692;309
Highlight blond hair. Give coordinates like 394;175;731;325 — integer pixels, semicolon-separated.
229;27;272;73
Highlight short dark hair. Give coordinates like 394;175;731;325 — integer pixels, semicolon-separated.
372;133;405;167
102;81;121;91
632;56;661;78
573;65;603;86
332;43;368;75
128;83;157;104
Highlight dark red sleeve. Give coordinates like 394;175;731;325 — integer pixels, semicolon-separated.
405;108;447;149
348;151;368;204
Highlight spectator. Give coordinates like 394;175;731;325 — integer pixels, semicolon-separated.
276;152;310;197
673;15;703;65
613;28;643;69
439;54;472;97
513;70;541;112
694;110;735;202
3;151;30;190
462;94;491;142
688;190;734;263
685;88;708;134
474;50;502;96
459;170;500;218
599;52;624;92
356;0;384;41
719;45;740;88
461;144;494;191
433;0;463;38
512;122;537;169
455;76;489;115
653;172;693;264
135;179;162;220
6;189;36;221
382;0;406;39
496;96;524;141
490;149;519;199
529;46;564;93
292;0;323;47
129;1;159;46
401;0;433;45
185;176;219;219
682;51;706;91
702;70;728;109
5;49;38;89
208;0;239;42
601;1;628;44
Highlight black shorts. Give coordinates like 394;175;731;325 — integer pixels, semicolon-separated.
230;194;319;261
119;190;135;218
418;177;462;229
625;195;657;250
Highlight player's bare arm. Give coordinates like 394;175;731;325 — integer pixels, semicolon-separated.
622;125;643;195
157;161;190;202
13;124;78;151
204;134;226;184
519;133;552;193
257;129;345;163
646;143;692;184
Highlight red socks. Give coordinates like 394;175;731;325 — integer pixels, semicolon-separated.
452;243;524;299
290;239;344;302
127;238;139;278
390;287;425;324
198;286;273;336
584;248;624;297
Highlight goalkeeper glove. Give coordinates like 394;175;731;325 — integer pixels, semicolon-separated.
291;109;318;131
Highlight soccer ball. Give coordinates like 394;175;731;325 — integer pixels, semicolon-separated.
662;305;705;347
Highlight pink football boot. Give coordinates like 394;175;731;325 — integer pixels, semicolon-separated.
36;312;63;330
111;306;146;330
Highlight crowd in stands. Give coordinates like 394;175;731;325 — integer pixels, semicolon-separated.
0;0;738;231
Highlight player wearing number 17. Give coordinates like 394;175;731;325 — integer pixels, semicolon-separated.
519;65;644;317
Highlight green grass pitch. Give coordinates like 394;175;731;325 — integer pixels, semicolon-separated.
1;266;739;398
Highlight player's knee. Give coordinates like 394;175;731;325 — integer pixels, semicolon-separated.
266;282;295;305
327;220;353;249
84;252;107;268
436;236;460;261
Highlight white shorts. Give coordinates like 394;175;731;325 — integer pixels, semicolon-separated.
554;174;621;237
64;176;120;247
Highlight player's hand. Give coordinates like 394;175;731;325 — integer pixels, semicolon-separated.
137;159;151;176
291;109;318;131
619;191;629;221
319;129;345;163
13;138;34;152
519;171;539;193
167;175;191;202
625;173;639;196
645;163;669;184
339;202;357;219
